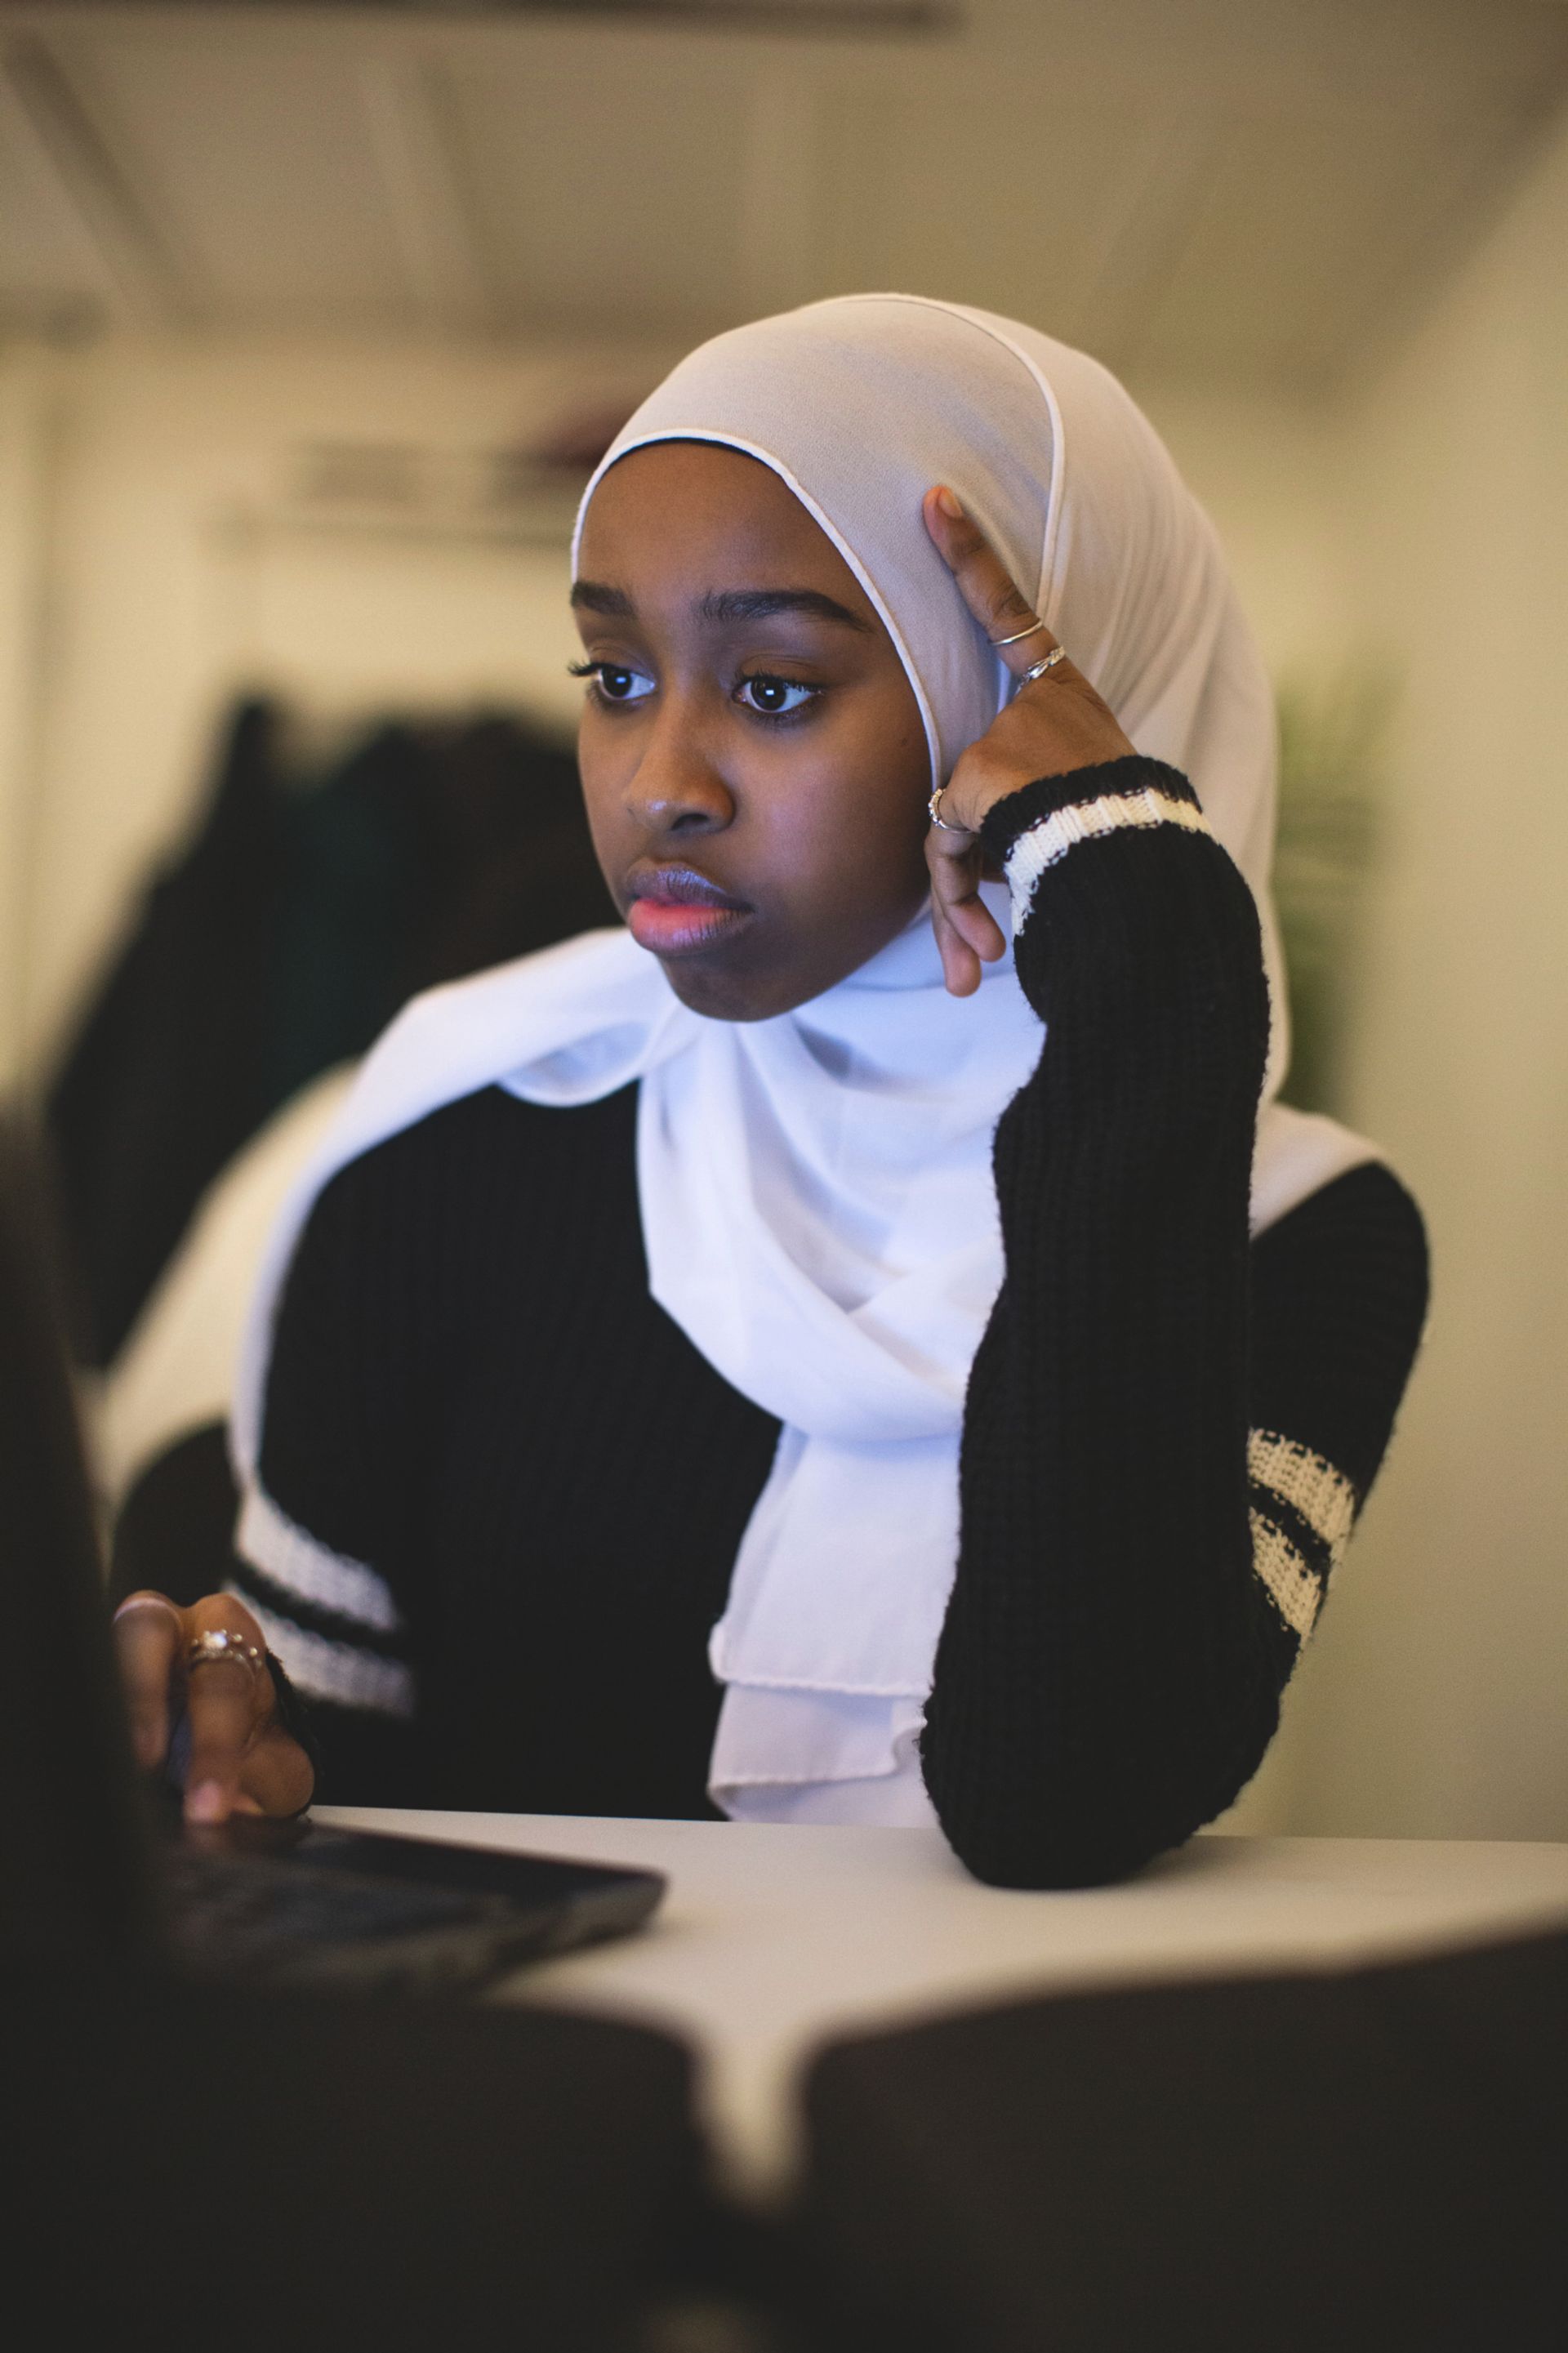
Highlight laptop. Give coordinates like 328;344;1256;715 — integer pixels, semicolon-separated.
0;1106;666;1992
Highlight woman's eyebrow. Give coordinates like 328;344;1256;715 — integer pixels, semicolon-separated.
697;587;873;634
571;579;635;617
569;580;874;634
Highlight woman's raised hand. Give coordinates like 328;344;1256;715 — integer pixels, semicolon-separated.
113;1590;314;1825
920;486;1135;996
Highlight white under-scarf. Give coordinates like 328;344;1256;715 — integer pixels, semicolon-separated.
233;296;1377;1827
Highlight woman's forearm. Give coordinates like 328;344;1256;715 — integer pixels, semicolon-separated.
921;758;1283;1887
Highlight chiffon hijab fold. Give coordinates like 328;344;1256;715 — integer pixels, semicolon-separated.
233;296;1377;1827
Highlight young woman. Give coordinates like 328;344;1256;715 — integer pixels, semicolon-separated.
113;296;1428;1888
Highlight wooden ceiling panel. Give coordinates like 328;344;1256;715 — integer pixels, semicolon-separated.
0;2;1566;387
43;23;414;321
0;74;120;320
807;59;1183;358
444;29;753;334
1137;96;1530;386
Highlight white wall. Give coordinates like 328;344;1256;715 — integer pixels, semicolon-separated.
0;343;69;1089
1267;105;1568;1840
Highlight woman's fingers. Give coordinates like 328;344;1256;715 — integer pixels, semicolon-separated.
181;1594;276;1825
238;1722;317;1821
112;1589;311;1821
920;478;1038;996
920;485;1136;875
923;486;1061;679
929;880;979;997
925;822;1004;997
112;1592;183;1771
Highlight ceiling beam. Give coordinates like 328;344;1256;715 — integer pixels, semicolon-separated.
359;51;494;332
19;2;957;33
2;34;202;328
739;56;816;316
1084;111;1228;381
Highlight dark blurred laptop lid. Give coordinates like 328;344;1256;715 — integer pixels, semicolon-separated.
0;1106;157;1963
0;1106;666;1988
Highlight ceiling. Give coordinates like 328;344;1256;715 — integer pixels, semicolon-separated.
3;0;1567;390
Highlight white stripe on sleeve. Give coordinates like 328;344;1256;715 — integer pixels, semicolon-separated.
1004;787;1211;928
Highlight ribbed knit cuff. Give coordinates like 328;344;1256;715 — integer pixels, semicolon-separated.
979;758;1208;933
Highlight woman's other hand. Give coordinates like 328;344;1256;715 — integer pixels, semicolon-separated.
921;486;1136;996
112;1591;314;1825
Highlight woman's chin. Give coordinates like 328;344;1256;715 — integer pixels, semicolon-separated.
648;934;818;1023
657;957;783;1023
639;900;933;1023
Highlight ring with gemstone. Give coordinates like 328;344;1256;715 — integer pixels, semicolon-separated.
185;1627;266;1681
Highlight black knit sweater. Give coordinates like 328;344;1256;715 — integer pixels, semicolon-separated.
229;756;1428;1887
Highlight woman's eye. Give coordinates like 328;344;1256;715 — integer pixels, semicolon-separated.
574;662;654;704
737;675;817;717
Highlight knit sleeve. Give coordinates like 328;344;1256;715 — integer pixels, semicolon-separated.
919;755;1429;1888
227;1143;430;1803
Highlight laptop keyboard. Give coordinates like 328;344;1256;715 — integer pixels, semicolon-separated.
159;1843;492;1979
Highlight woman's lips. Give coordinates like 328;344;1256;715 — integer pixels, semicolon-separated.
628;899;751;953
626;866;753;956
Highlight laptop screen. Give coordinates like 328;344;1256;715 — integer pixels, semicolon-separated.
0;1110;158;1964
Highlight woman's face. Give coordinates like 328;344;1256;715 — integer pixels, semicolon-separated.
572;440;931;1021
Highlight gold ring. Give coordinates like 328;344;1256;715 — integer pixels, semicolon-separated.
186;1628;266;1681
928;785;969;834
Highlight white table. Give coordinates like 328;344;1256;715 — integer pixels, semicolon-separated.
316;1809;1568;2201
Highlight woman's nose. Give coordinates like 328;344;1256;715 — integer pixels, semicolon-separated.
623;711;734;837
